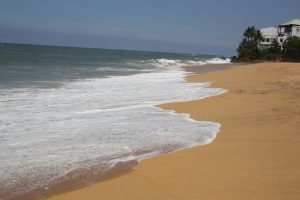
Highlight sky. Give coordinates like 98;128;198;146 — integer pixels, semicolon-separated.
0;0;299;56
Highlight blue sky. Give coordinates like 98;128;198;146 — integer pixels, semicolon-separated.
0;0;299;56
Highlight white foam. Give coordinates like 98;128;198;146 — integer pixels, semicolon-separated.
205;57;231;64
148;57;231;69
0;68;226;199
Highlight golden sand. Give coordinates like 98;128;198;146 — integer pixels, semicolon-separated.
48;62;300;200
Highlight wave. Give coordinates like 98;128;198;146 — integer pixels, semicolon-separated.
149;57;231;69
0;57;228;200
204;57;232;64
0;69;226;200
94;57;231;72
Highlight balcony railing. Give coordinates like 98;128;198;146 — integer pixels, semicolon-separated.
278;32;292;37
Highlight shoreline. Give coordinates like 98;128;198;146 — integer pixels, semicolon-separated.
8;63;232;200
47;62;300;199
38;63;233;200
183;62;244;74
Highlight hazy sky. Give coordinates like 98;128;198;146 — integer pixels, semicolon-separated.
0;0;299;56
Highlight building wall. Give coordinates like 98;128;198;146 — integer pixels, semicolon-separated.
292;26;300;37
278;35;288;47
260;37;277;49
259;27;278;49
260;23;300;49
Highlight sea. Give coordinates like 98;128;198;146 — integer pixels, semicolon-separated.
0;43;230;200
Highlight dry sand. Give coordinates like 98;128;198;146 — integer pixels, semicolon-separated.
47;62;300;200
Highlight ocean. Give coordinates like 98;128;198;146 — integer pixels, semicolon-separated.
0;43;230;200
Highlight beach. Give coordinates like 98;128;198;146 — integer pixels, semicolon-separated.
1;44;232;200
46;62;300;200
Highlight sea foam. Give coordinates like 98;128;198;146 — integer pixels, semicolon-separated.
0;60;228;200
150;57;231;68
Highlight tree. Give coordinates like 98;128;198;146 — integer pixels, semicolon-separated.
255;30;264;44
261;40;282;61
243;26;257;42
282;36;300;61
237;26;263;61
268;40;282;60
235;26;300;62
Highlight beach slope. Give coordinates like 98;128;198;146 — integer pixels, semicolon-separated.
48;62;300;200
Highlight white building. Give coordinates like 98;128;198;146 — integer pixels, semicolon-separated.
278;18;300;45
260;27;278;49
259;18;300;49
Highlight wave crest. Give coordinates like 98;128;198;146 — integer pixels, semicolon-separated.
150;57;231;68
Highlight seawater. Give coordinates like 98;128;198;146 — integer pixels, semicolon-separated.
0;43;230;200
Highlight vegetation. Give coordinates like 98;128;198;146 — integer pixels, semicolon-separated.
261;40;281;61
233;26;300;62
282;36;300;61
236;26;263;62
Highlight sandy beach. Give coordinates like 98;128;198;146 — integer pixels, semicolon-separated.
47;62;300;200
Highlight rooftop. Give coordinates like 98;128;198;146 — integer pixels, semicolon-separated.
260;27;278;36
279;19;300;27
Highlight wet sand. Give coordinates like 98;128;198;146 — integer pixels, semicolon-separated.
184;62;244;73
47;62;300;200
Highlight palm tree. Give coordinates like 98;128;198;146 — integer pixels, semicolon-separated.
255;30;264;44
243;26;257;41
238;26;265;61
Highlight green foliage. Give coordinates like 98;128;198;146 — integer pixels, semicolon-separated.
237;26;263;61
230;56;238;62
243;26;257;41
261;40;282;61
235;26;300;62
282;36;300;61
